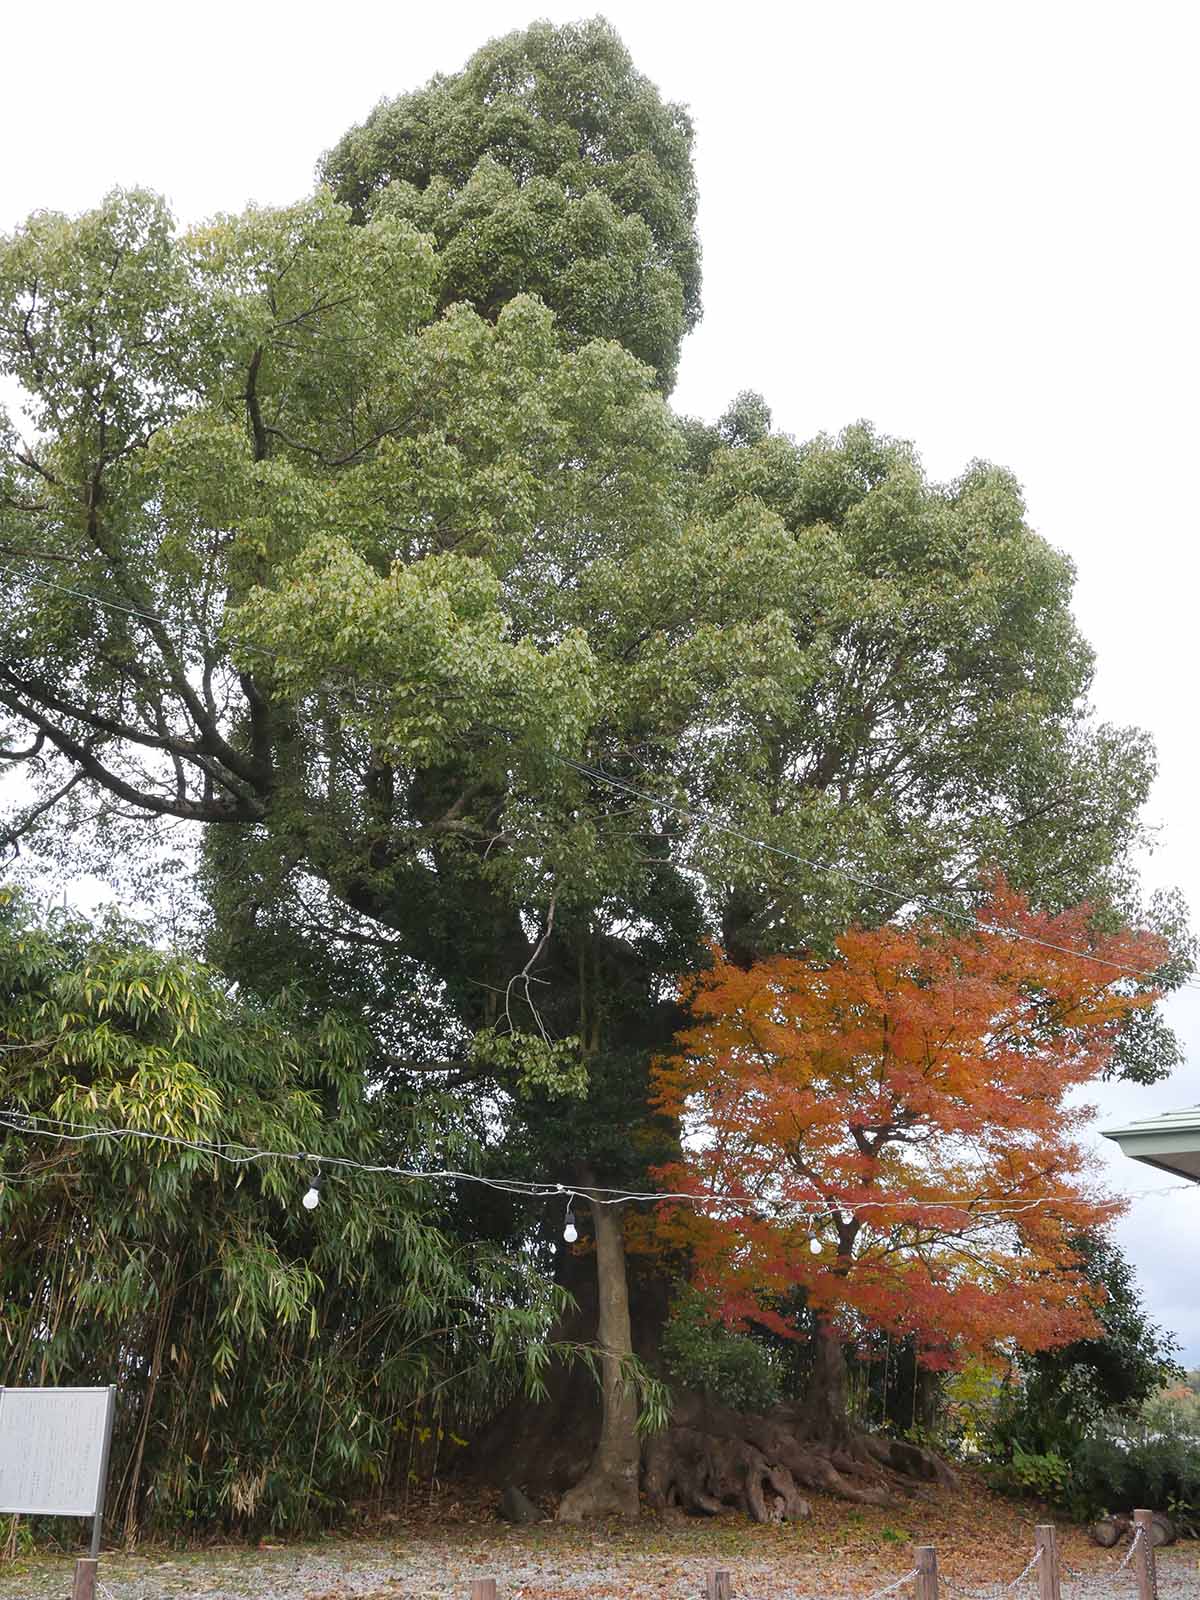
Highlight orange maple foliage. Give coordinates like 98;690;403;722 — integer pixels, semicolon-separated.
650;879;1167;1368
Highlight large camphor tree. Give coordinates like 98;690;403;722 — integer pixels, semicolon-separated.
320;18;700;390
0;19;1186;1519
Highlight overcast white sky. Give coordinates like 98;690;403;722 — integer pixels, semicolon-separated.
2;1;1198;1361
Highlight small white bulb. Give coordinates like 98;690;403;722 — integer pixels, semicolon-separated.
809;1236;823;1255
302;1186;321;1211
563;1216;578;1244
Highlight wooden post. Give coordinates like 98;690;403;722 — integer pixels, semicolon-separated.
71;1559;97;1600
1034;1525;1061;1600
914;1544;939;1600
1132;1509;1157;1600
470;1581;497;1600
705;1571;732;1600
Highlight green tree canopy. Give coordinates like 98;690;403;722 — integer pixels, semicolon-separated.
0;185;1179;1081
320;18;700;389
0;177;1185;1219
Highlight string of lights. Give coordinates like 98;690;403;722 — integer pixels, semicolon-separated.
0;1108;1193;1242
2;559;1195;993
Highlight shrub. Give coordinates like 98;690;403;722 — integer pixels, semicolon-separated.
660;1287;783;1412
988;1419;1200;1527
1064;1425;1200;1524
989;1447;1070;1500
0;892;564;1537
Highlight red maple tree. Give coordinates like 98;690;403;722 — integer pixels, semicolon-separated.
650;880;1166;1432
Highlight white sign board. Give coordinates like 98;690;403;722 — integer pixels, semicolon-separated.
0;1387;114;1517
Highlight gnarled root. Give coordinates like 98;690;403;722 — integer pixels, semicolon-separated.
640;1394;958;1523
643;1426;811;1523
858;1431;960;1489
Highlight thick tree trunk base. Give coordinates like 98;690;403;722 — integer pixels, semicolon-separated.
473;1352;600;1493
556;1458;641;1522
475;1383;958;1526
640;1394;958;1524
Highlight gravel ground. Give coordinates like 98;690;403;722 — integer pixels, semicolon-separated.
0;1528;1195;1600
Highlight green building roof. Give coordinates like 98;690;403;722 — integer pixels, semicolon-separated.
1101;1105;1200;1182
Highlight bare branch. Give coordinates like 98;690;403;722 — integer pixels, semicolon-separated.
0;729;45;762
0;691;264;823
505;892;557;1045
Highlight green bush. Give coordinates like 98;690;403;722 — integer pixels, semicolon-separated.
989;1447;1070;1500
0;892;565;1537
1063;1426;1200;1524
660;1287;783;1413
980;1231;1193;1524
988;1420;1200;1527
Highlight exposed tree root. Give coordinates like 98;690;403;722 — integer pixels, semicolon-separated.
478;1378;959;1527
643;1424;812;1522
640;1393;959;1524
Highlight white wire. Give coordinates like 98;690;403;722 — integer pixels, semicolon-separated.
557;756;1189;988
0;1107;1193;1215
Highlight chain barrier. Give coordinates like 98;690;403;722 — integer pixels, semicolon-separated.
733;1532;1161;1600
860;1568;922;1600
1062;1522;1146;1588
736;1567;921;1600
940;1546;1044;1600
81;1526;1162;1600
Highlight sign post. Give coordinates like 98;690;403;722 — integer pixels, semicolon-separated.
0;1386;117;1598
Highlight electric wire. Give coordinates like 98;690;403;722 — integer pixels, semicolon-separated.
0;1107;1194;1218
555;754;1184;986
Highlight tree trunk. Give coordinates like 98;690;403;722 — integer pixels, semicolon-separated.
803;1316;852;1448
914;1363;943;1433
556;1197;640;1520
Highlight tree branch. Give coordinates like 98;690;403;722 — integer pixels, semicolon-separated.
0;729;45;762
1;768;86;854
0;693;264;822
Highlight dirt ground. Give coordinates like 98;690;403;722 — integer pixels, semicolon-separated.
0;1476;1195;1599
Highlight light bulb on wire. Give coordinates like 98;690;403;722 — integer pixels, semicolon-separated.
808;1236;823;1255
563;1198;578;1244
302;1171;322;1211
